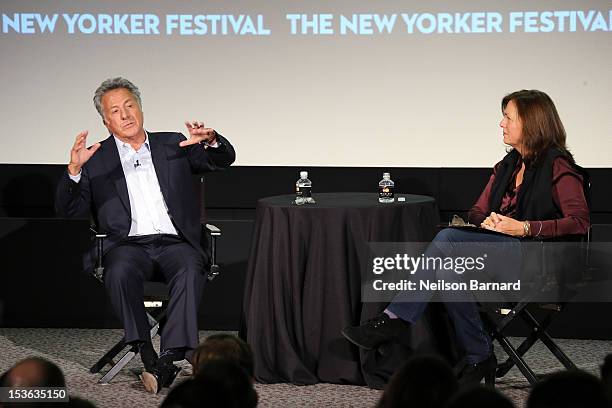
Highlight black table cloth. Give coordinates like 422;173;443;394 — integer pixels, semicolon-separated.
241;192;452;387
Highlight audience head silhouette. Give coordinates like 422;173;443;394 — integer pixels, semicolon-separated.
191;334;254;378
377;354;457;408
1;356;65;387
446;385;514;408
162;360;257;408
527;369;608;408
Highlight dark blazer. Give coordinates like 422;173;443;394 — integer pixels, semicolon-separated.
55;131;236;274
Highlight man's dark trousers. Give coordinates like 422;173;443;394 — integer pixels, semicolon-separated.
103;234;206;351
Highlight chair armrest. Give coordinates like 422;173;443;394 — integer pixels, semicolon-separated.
204;223;222;281
206;223;221;236
92;232;107;283
93;225;223;282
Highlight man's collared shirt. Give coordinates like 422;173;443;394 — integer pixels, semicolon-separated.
113;132;177;236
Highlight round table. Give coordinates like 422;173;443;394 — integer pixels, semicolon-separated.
241;193;445;386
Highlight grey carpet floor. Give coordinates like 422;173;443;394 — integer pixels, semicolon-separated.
1;328;610;407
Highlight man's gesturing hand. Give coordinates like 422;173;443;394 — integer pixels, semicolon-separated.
68;130;101;176
179;121;217;147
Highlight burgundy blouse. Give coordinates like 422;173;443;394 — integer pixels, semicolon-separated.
468;157;590;238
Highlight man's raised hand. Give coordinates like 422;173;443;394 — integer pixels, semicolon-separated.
68;130;101;176
179;121;217;147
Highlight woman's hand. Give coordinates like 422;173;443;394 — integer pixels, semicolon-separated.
480;212;526;237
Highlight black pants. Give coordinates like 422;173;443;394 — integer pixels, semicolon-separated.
103;234;206;351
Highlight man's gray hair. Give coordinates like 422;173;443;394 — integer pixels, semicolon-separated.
93;77;142;119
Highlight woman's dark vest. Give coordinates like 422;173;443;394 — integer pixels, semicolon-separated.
488;148;569;221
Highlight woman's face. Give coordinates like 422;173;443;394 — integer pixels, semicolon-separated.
500;100;523;150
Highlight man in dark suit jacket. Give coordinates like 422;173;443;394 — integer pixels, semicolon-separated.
55;77;235;393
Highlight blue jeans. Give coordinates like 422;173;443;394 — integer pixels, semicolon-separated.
386;228;521;364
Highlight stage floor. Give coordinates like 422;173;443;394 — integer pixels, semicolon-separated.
0;328;610;407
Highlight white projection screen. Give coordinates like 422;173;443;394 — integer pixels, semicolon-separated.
0;0;610;167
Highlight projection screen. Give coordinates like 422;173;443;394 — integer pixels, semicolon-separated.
0;0;610;167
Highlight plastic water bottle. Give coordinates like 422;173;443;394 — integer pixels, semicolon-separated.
378;172;395;203
295;171;313;205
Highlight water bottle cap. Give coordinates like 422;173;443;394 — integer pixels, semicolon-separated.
300;171;308;179
383;172;390;179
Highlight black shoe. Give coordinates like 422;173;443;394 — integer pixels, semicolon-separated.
341;314;410;350
140;347;185;394
458;354;497;388
140;362;180;394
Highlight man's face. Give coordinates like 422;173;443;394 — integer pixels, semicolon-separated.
101;87;144;142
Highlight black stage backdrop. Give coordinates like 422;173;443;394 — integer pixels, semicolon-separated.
1;164;612;339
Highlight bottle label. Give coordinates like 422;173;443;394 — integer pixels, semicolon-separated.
296;186;312;198
379;186;394;199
